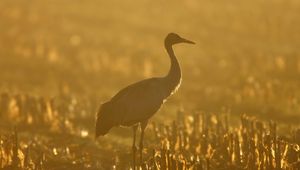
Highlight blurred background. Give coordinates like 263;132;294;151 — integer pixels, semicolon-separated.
0;0;300;169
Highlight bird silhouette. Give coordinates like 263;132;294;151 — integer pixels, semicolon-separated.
95;33;195;168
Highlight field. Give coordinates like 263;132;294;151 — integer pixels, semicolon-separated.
0;0;300;169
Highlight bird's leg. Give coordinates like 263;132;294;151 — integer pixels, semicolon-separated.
132;125;138;170
139;121;148;165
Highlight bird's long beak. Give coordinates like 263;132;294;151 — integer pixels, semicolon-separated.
181;37;196;44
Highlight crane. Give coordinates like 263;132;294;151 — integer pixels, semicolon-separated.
95;33;195;168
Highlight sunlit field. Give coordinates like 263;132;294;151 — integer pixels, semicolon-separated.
0;0;300;169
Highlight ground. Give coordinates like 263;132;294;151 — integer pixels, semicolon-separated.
0;0;299;169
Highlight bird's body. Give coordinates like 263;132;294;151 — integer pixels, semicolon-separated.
96;76;180;135
104;77;168;126
95;33;194;168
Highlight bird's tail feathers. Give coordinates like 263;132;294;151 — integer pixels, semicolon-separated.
95;102;115;138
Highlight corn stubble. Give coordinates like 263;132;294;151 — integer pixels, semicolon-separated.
0;93;299;170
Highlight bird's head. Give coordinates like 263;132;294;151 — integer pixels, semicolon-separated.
165;33;195;46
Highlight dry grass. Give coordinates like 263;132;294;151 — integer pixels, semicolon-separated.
0;93;299;169
144;113;300;169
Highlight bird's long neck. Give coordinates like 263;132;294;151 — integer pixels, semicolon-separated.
164;41;182;93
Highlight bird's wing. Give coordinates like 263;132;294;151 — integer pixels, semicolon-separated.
109;77;166;126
